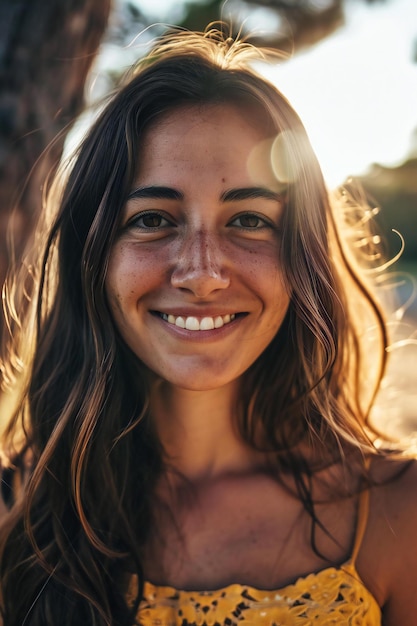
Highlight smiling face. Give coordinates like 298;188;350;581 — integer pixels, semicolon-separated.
105;104;291;392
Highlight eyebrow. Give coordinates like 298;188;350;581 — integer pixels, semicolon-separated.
128;186;183;201
220;187;282;202
127;185;281;202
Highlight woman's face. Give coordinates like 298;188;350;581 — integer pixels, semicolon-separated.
105;103;290;391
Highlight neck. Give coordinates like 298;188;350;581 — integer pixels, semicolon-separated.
150;380;264;483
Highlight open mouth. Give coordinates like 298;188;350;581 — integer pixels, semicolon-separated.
156;312;238;331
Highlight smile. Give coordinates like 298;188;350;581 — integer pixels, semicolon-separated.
159;313;236;331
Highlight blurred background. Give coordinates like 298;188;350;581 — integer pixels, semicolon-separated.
0;0;416;433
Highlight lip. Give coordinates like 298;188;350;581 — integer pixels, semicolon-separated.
152;308;241;317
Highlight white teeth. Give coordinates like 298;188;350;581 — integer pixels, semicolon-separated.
200;317;215;330
185;316;200;331
175;316;186;328
162;313;236;331
214;316;224;329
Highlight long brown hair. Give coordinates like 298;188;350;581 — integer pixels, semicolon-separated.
0;26;388;625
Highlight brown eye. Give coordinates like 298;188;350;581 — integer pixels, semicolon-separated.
239;215;261;228
129;212;173;229
142;214;164;227
230;213;271;229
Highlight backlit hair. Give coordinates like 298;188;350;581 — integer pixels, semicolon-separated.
0;26;388;625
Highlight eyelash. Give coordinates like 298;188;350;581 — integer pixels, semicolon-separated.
126;211;173;230
228;212;275;230
125;211;277;232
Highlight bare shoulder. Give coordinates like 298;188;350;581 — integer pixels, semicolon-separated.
362;455;417;624
370;454;417;523
371;447;417;483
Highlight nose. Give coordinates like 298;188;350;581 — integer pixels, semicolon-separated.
171;229;230;297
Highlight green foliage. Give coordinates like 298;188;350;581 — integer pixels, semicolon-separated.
359;159;417;262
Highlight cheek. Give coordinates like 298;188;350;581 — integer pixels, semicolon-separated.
258;264;290;330
106;245;159;303
245;250;288;301
268;286;290;333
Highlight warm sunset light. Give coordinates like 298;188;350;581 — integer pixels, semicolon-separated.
120;0;417;189
257;0;417;187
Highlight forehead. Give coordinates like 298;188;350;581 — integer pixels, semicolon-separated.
143;101;274;144
134;103;282;189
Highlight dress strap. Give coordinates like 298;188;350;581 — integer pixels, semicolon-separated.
350;486;370;565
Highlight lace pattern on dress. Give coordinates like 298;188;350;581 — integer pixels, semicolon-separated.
129;488;381;625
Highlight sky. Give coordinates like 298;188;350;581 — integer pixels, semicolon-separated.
257;0;417;187
122;0;417;188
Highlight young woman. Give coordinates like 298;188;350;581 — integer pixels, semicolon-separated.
1;27;416;626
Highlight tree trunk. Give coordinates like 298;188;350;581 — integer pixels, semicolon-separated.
0;0;111;306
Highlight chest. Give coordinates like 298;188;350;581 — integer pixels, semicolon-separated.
142;476;356;591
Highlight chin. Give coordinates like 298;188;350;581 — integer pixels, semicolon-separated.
170;378;238;393
155;367;242;393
